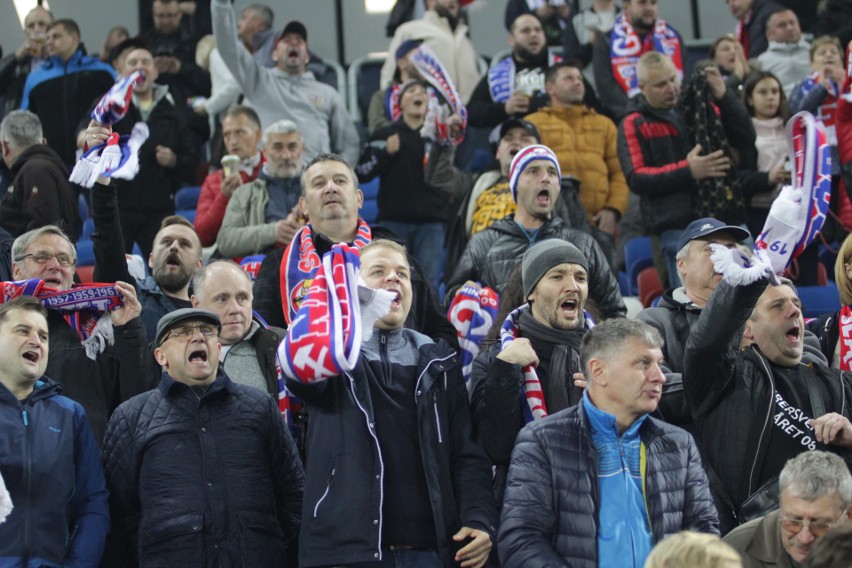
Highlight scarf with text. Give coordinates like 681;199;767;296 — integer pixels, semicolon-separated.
500;303;594;422
447;284;499;386
609;14;683;97
755;111;832;274
798;72;839;145
279;244;392;383
839;305;852;371
0;280;123;359
487;51;561;103
409;43;468;146
279;220;372;325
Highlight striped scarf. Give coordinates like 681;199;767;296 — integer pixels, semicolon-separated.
278;244;392;383
609;14;682;97
447;284;499;386
0;280;123;360
279;220;372;325
500;304;594;423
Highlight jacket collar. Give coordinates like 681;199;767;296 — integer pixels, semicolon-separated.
159;367;238;398
0;377;61;406
742;510;794;566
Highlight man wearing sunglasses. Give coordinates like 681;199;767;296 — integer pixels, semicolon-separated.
724;451;852;567
101;308;304;566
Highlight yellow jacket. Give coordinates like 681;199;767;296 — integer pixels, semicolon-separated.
527;105;629;218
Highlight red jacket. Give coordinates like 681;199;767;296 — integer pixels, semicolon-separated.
194;156;264;247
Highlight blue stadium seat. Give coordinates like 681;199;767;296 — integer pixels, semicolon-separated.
347;55;386;124
360;177;380;224
78;193;89;220
176;209;197;224
76;238;95;266
623;236;654;296
82;218;95;239
175;185;201;210
797;282;841;319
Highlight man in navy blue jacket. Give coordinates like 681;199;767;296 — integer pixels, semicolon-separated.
0;296;109;566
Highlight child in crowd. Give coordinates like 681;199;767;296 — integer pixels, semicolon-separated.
741;71;790;233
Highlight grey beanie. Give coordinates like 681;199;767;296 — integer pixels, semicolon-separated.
522;239;589;299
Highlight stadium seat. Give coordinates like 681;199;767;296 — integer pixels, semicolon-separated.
175;185;201;210
78;193;89;220
360;177;380;224
82;218;95;239
76;238;94;266
624;236;654;296
347;55;386;124
637;266;664;308
176;209;197;224
797;282;841;319
76;265;95;283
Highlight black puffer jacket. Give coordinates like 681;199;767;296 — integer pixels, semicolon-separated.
498;404;718;567
684;278;852;530
444;215;626;318
101;370;304;568
286;329;497;568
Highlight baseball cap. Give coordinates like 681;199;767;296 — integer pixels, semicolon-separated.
281;20;307;42
676;217;751;252
488;117;541;145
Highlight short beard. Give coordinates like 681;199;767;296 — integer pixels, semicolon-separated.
154;253;193;293
515;45;546;64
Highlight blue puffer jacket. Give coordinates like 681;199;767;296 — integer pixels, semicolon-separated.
498;403;718;567
0;378;109;567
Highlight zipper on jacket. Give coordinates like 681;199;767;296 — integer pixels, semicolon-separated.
313;468;335;518
432;391;443;444
23;401;32;566
748;353;777;496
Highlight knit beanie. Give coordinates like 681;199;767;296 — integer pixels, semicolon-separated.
509;144;561;202
522;239;589;299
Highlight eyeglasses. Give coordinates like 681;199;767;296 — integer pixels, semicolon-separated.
779;510;847;537
161;325;218;344
15;251;75;267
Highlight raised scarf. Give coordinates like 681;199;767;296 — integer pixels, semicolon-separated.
755;111;832;274
278;244;392;383
681;68;746;223
409;43;468;146
500;303;594;423
279;220;372;325
447;284;499;386
69;70;149;188
609;14;683;97
0;280;123;360
487;51;561;103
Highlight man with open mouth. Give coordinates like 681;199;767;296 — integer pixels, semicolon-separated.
102;307;304;566
0;296;109;566
684;251;852;534
470;239;593;505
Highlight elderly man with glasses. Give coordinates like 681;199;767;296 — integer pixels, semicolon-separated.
10;224;149;443
101;308;304;566
724;451;852;567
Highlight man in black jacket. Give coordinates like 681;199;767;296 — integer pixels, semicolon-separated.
102;308;304;567
83;43;199;260
499;318;718;567
0;110;78;237
617;51;753;287
285;239;496;568
444;143;625;319
684;249;852;533
252;153;459;348
471;239;591;503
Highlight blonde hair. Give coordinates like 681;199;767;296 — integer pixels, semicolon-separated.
810;35;842;62
644;532;742;568
836;233;852;305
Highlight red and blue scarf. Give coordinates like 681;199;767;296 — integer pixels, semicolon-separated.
500;304;595;423
279;220;372;326
609;14;683;97
447;284;499;386
279;244;392;383
0;279;123;360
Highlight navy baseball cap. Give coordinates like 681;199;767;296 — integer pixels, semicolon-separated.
488;117;541;145
676;217;751;252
